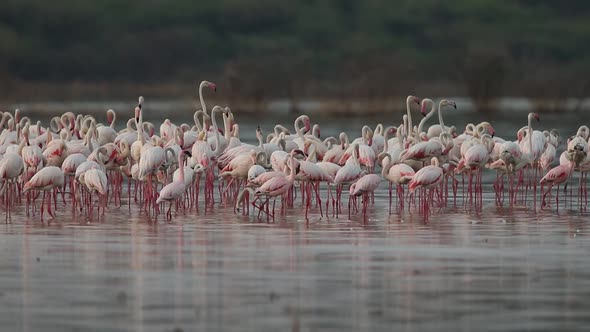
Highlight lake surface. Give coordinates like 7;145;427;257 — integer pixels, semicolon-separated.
1;108;590;331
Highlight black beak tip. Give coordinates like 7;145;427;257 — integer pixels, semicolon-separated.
453;105;457;109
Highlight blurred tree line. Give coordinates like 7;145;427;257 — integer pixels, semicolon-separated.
1;0;589;109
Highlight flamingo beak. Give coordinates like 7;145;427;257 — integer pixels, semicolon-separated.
420;102;427;116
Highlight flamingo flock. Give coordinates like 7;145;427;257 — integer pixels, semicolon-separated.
0;83;588;223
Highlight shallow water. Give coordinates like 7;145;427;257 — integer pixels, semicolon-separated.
2;201;590;331
2;110;590;331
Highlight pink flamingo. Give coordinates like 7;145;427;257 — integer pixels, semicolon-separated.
349;174;381;219
333;144;364;217
82;168;108;220
456;135;494;209
23;166;65;220
296;147;333;218
0;151;24;221
157;151;190;219
520;113;544;207
409;157;443;217
381;153;415;213
253;150;298;220
540;161;574;210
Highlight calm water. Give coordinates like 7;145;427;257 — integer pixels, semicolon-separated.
1;109;590;331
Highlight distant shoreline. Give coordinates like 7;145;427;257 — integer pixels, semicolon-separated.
1;81;588;115
2;97;588;118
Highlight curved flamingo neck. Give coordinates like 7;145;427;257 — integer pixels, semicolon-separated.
406;97;414;141
438;101;446;132
528;114;533;153
211;107;223;156
361;126;370;145
352;145;360;166
109;110;116;128
178;153;185;183
417;104;436;140
288;155;296;183
223;112;231;142
294;116;307;141
136;111;144;142
381;154;394;176
199;81;208;116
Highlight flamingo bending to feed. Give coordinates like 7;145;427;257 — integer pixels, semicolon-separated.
23;166;65;220
253;150;298;219
0;151;24;220
381;153;415;213
81;168;108;220
409;157;443;217
540;161;574;210
157;151;191;219
349;174;381;219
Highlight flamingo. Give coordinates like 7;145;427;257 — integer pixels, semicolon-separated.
253;150;298;219
96;109;118;146
349;174;381;219
381;153;415;213
157;151;190;219
409;157;443;217
23;166;65;220
0;151;24;220
333;144;364;216
519;113;545;207
81;168;108;220
405;95;422;140
463;135;493;202
540;161;574;210
426;99;457;139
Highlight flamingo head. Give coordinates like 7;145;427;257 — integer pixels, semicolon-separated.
206;81;217;92
386;126;397;137
447;126;458;138
138;96;144;108
314;125;321;139
354;143;361;155
407;95;421;106
441;99;457;109
107;109;115;124
420;102;428;116
292;149;306;158
302;116;312;133
488;126;496;137
531;113;540;122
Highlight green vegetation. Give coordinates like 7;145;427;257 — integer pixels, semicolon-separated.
1;0;589;106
